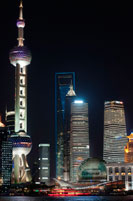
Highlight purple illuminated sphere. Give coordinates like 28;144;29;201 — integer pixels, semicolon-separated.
17;20;25;28
9;46;32;67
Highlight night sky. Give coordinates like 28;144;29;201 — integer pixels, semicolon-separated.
0;1;133;177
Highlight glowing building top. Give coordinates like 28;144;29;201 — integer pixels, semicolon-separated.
125;132;133;163
66;85;76;97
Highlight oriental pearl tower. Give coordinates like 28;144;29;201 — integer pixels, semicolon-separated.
9;0;32;183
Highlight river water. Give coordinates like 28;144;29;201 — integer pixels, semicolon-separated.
0;196;133;201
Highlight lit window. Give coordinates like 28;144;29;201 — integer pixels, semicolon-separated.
20;68;23;74
20;98;25;107
20;87;25;96
20;79;23;84
20;101;23;106
20;77;25;85
20;123;23;129
42;167;48;170
20;90;23;95
42;158;48;160
42;177;48;179
20;110;24;119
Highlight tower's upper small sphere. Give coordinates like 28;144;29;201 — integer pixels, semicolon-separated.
9;46;32;67
17;19;25;28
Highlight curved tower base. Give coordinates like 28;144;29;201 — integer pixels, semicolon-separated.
12;154;32;184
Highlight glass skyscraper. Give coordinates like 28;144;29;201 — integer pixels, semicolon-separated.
64;85;76;181
38;144;50;184
103;101;127;163
70;100;89;182
55;72;75;179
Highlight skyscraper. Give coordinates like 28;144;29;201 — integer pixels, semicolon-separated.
55;72;75;179
0;119;12;189
9;0;32;183
70;100;89;182
64;85;76;181
38;144;50;184
124;132;133;163
103;101;127;163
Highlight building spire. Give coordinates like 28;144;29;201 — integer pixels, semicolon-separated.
66;84;76;96
19;0;23;20
17;0;25;46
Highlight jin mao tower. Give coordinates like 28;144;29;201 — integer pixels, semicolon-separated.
9;0;32;183
70;100;90;182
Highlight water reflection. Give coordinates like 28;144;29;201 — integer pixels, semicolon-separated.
0;196;133;201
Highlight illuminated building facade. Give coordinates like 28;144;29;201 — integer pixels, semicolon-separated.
0;120;12;188
9;0;32;183
6;111;15;133
38;144;50;184
125;132;133;163
55;72;75;179
106;162;133;190
70;100;89;182
78;158;106;183
64;85;76;181
103;101;127;163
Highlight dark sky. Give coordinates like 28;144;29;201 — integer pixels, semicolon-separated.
0;1;133;177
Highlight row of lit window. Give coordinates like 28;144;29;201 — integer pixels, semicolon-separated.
38;167;48;170
38;158;48;160
38;177;48;180
109;167;132;174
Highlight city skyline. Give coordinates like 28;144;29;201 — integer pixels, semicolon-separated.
1;1;133;178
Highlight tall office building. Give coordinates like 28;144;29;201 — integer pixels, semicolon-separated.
125;132;133;163
38;144;50;184
64;85;76;181
103;101;127;163
55;72;75;179
9;0;32;183
70;100;89;182
0;119;12;189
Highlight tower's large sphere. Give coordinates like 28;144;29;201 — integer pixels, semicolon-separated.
9;131;32;157
78;158;107;182
9;46;32;67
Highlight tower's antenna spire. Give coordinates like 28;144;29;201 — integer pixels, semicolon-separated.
17;0;25;46
19;0;23;20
